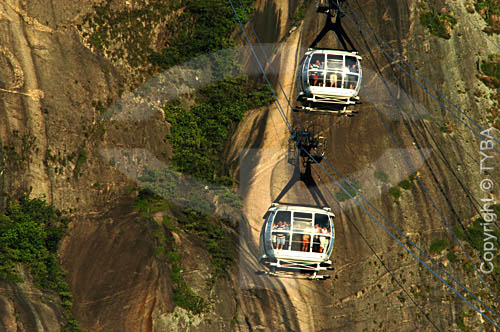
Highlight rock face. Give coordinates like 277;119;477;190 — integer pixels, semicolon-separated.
0;0;499;331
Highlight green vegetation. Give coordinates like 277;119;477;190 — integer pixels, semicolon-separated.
453;208;500;279
164;76;273;182
447;251;458;262
334;180;360;202
398;174;416;190
82;0;257;78
168;247;205;313
419;9;457;39
455;311;469;331
429;239;450;254
480;54;500;88
1;131;36;174
373;170;389;183
0;196;81;331
73;149;87;179
141;202;205;313
388;187;401;200
473;0;500;34
148;0;254;71
133;188;170;216
478;54;500;129
133;187;234;283
293;1;307;23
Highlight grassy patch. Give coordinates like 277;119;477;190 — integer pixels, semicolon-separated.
419;9;457;39
167;246;205;314
398;174;416;190
165;76;273;183
478;54;500;129
429;239;450;254
446;251;458;262
388;187;401;200
133;188;234;283
1;131;37;175
334;180;360;202
374;170;389;183
293;1;307;23
148;0;254;72
473;0;500;34
133;188;170;216
0;196;81;331
72;149;87;179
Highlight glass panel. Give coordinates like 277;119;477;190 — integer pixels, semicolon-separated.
312;235;330;253
274;211;291;228
291;233;311;252
343;74;358;89
308;54;325;87
292;212;313;232
272;231;289;250
325;71;342;88
310;54;325;69
345;56;359;73
327;54;343;70
314;213;330;231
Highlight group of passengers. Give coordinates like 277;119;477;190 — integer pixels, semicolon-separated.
272;220;290;250
308;59;358;88
301;224;330;253
272;219;330;253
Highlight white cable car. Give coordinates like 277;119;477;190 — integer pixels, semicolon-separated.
296;49;362;113
258;203;335;279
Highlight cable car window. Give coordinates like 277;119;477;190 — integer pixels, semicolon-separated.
343;74;358;89
274;211;291;225
314;213;330;229
309;54;325;86
291;233;311;252
345;56;359;73
326;54;343;71
271;211;291;250
312;235;330;253
310;54;325;69
273;231;290;250
292;212;313;232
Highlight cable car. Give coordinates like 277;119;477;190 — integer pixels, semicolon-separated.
258;203;335;279
296;49;362;113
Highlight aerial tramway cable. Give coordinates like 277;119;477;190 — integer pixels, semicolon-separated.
338;3;500;155
302;148;500;328
309;165;443;332
343;2;500;148
363;86;500;305
227;0;500;326
335;2;500;304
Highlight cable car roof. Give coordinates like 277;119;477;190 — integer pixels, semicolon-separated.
267;202;335;216
305;48;362;59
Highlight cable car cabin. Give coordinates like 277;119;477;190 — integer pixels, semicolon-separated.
296;49;362;112
258;203;335;279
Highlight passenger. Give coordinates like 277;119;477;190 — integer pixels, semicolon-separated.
322;226;330;234
313;73;319;86
329;73;338;87
319;61;325;70
319;236;328;253
272;220;279;248
350;63;358;73
276;221;286;250
301;234;310;252
319;226;329;253
310;60;321;69
314;224;321;233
